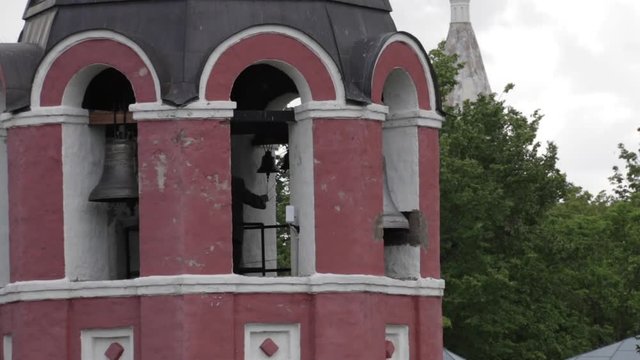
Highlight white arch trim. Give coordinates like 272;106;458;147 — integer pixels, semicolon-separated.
375;33;437;112
199;25;345;105
31;30;162;108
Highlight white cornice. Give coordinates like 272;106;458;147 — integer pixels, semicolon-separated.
384;109;445;129
1;107;89;128
0;274;445;304
130;101;237;120
294;101;388;122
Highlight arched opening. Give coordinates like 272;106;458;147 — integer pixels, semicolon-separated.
64;67;140;281
381;68;422;280
230;64;299;276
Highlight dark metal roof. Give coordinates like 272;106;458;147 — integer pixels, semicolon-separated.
0;44;43;111
3;0;442;113
19;0;397;107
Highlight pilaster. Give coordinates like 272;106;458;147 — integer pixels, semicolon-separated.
132;102;236;276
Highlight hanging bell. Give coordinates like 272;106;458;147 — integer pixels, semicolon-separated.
257;150;278;178
89;138;139;203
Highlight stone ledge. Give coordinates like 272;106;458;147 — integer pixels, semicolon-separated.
0;274;445;304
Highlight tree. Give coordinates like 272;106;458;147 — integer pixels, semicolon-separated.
430;42;578;360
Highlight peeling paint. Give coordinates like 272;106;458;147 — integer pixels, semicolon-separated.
153;153;167;192
137;66;149;77
173;129;199;148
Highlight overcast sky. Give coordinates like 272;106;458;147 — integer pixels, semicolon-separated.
1;1;638;194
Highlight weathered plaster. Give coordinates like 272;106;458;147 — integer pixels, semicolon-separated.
445;0;491;106
62;123;122;281
450;0;471;23
0;275;445;304
137;119;233;275
8;125;65;281
384;244;420;280
313;119;384;275
0;129;9;287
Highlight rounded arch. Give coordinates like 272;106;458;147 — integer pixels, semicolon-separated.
201;25;344;104
372;33;436;111
382;68;419;115
32;30;161;108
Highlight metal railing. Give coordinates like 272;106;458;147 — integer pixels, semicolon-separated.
238;222;291;276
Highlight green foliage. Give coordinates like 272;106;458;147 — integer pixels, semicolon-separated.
430;42;640;360
439;90;569;360
275;147;291;272
428;41;464;100
609;130;640;199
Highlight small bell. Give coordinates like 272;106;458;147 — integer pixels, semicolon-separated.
89;138;139;203
257;150;278;178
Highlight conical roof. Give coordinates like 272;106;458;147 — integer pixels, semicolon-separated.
444;0;491;106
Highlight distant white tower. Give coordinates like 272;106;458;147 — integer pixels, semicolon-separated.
445;0;491;106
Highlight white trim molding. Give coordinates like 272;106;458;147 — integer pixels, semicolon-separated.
1;106;89;128
81;328;133;360
130;101;237;120
0;274;445;304
31;30;162;108
384;110;445;129
294;101;388;121
386;325;410;360
199;25;345;104
3;335;12;360
245;323;300;360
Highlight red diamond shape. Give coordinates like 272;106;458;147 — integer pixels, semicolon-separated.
260;338;280;357
385;340;395;358
104;342;125;360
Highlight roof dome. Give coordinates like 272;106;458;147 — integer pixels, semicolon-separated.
14;0;398;108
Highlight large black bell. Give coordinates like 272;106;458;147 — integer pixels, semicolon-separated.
257;150;278;177
89;138;139;202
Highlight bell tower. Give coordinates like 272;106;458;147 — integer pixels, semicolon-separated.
0;1;445;359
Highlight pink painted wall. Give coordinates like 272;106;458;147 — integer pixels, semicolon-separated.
419;128;440;279
0;292;440;360
312;119;384;275
137;120;233;275
7;125;65;281
205;33;336;102
40;39;157;106
372;42;431;110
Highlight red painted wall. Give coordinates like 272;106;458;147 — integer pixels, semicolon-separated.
137;120;233;275
40;39;157;106
312;119;384;275
372;41;431;110
419;128;441;278
0;292;440;360
7;125;65;281
205;33;336;102
417;296;443;360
